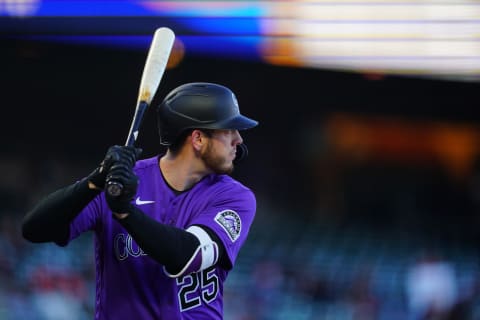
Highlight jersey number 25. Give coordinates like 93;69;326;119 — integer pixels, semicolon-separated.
177;267;219;312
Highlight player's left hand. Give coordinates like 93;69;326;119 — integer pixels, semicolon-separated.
105;163;138;214
87;145;142;190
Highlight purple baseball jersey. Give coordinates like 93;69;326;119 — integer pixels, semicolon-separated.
65;156;256;319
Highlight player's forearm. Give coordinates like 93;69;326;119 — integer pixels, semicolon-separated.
115;206;202;274
22;178;100;244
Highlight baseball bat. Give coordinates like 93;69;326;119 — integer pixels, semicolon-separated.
106;27;175;197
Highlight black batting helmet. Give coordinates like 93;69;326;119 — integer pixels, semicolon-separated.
157;82;258;146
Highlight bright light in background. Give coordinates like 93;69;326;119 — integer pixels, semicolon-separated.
1;0;479;80
143;1;265;18
3;0;40;16
325;113;480;179
260;0;480;80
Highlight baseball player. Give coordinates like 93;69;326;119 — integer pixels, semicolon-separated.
22;82;258;319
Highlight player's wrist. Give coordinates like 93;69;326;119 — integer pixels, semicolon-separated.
113;212;130;220
88;181;102;190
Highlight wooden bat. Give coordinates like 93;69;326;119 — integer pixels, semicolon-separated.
106;27;175;197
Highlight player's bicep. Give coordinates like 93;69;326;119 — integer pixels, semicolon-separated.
200;226;230;269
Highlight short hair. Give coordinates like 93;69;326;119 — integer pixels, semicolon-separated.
168;129;214;154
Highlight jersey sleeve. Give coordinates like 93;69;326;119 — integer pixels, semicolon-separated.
63;193;106;244
189;185;256;269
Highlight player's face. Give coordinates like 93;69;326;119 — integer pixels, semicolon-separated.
201;129;243;174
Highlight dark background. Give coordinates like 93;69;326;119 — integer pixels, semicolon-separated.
3;37;479;220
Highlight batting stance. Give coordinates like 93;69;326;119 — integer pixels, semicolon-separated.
22;83;258;319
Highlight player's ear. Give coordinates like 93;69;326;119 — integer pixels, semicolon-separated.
191;129;206;151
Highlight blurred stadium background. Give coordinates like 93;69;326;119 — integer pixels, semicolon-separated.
1;1;480;319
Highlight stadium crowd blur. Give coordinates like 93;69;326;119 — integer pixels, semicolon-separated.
2;111;480;319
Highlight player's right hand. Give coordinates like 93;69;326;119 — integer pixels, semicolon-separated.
105;162;139;213
87;145;141;190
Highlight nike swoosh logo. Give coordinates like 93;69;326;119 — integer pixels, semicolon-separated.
135;197;155;205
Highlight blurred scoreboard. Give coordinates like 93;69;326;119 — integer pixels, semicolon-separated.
1;0;479;80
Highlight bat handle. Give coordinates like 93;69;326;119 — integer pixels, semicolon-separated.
125;101;149;147
106;101;148;197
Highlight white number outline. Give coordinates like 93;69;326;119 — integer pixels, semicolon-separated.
176;267;219;312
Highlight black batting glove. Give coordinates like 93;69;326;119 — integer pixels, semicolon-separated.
105;164;139;213
114;146;142;168
87;146;121;189
87;145;142;190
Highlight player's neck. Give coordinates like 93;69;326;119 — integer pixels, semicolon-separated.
159;150;211;192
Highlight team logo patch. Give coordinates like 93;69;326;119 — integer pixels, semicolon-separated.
215;210;241;242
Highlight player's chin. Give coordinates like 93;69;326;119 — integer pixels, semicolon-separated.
221;162;234;175
219;161;235;175
206;158;233;175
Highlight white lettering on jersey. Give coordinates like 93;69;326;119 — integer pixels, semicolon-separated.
114;233;147;261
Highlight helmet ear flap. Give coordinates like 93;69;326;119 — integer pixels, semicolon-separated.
233;143;248;164
157;102;174;146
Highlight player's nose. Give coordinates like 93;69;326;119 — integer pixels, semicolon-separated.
233;130;243;145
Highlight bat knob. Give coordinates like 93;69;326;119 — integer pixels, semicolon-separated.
106;181;123;197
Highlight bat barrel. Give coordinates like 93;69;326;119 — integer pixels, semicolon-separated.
105;27;175;199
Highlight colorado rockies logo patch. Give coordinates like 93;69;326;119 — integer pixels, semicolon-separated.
215;210;241;242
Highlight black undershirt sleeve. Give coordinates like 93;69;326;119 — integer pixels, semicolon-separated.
117;206;228;274
22;178;100;245
22;180;229;274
